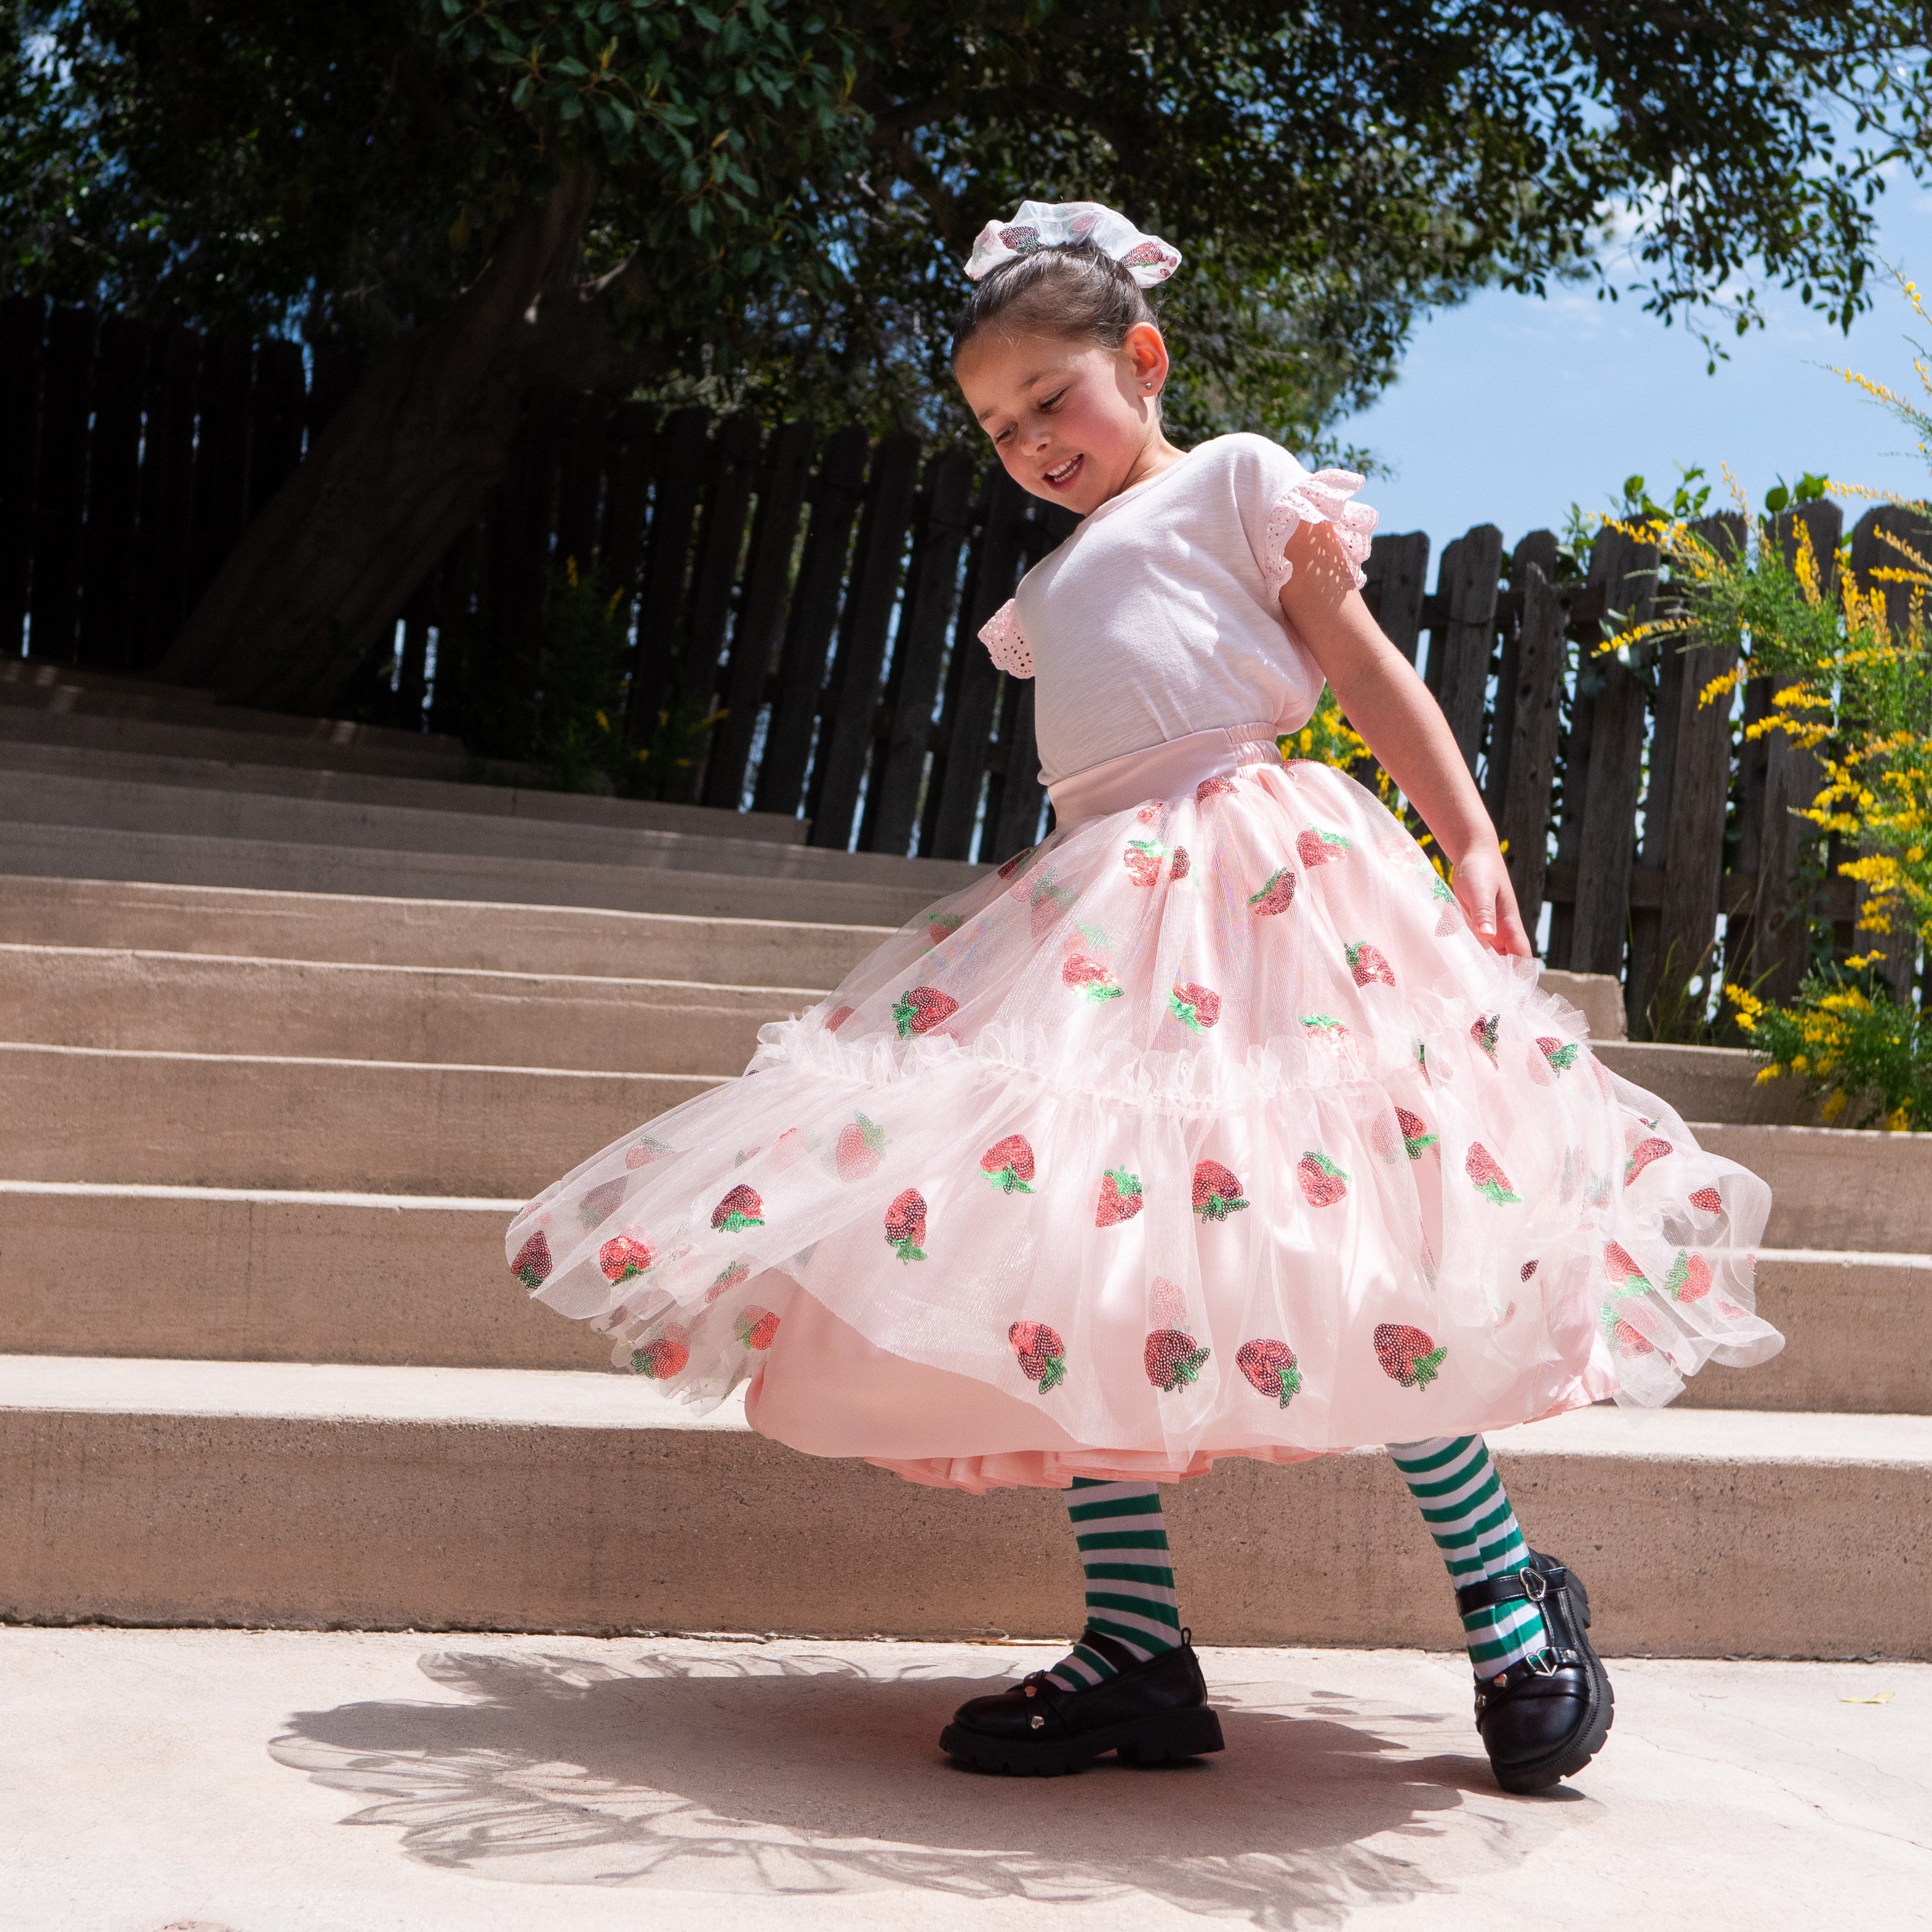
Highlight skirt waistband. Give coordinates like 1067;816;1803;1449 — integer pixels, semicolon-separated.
1046;721;1284;826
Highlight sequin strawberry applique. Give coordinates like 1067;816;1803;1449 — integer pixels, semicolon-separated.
1465;1144;1522;1206
1371;1107;1438;1163
706;1258;752;1304
1193;1159;1251;1221
1375;1321;1446;1389
835;1114;886;1181
1063;952;1123;1002
1471;1015;1501;1063
1625;1137;1673;1184
598;1234;655;1282
1009;1320;1067;1390
577;1177;627;1228
1169;982;1221;1032
734;1307;781;1350
1026;878;1077;938
997;844;1037;880
1145;1328;1210;1391
631;1334;690;1379
1296;828;1350;867
1606;1313;1655;1355
892;986;958;1038
1196;776;1236;803
824;1006;854;1032
884;1188;928;1262
1123;838;1165;886
1604;1241;1650;1295
980;1134;1036;1193
1248;867;1297;915
1236;1338;1302;1408
1537;1036;1580;1073
1689;1186;1725;1214
1346;941;1394;987
711;1185;765;1234
1663;1251;1713;1302
1169;846;1192;880
927;912;964;947
510;1231;552;1288
1096;1166;1144;1225
625;1136;675;1170
1296;1151;1348;1208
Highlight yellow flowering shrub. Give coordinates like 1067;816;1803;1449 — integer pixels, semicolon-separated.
1727;978;1925;1129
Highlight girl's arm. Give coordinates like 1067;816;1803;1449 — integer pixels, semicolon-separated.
1277;518;1533;957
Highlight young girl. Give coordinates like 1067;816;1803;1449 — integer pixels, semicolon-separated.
506;200;1779;1796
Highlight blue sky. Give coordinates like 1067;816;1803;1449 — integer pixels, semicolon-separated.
1340;176;1932;552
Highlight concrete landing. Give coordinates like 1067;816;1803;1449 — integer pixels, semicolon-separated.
2;1628;1924;1932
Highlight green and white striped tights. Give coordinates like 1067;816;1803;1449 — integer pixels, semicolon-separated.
1043;1437;1549;1691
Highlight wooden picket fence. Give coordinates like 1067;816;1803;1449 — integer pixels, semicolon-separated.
3;295;1925;1029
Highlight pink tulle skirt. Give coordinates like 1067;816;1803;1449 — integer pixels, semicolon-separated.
506;732;1779;1493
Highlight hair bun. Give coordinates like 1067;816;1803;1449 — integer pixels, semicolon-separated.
967;201;1181;287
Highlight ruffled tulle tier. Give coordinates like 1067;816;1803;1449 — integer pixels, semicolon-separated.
505;759;1778;1491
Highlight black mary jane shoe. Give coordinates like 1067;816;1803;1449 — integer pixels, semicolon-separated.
940;1628;1226;1776
1461;1549;1615;1795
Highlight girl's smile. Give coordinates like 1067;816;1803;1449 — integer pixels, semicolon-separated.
953;325;1184;516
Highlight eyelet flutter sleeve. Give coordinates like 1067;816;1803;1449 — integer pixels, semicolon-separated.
979;598;1034;678
1262;468;1378;596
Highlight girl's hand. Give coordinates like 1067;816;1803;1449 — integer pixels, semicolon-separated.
1451;843;1533;957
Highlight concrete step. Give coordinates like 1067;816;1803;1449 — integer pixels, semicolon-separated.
0;875;890;983
0;818;965;927
0;768;986;891
0;943;802;1073
0;1356;1921;1656
1695;1122;1932;1252
0;731;809;845
0;1043;705;1195
0;697;482;783
1598;1041;1812;1127
0;655;466;758
2;1182;1921;1408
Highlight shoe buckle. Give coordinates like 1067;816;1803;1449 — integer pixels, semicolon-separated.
1518;1566;1549;1604
1526;1647;1560;1678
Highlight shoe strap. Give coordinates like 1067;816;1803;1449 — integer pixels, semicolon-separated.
1472;1645;1584;1709
1455;1560;1565;1618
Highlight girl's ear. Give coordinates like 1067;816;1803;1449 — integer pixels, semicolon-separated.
1123;322;1169;398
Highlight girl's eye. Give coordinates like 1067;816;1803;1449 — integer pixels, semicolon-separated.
1040;389;1067;412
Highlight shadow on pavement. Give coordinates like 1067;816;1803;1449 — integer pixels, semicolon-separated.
270;1648;1574;1922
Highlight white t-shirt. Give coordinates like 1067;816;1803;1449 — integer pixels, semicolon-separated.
979;435;1376;786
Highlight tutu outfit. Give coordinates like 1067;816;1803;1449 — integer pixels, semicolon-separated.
506;433;1779;1484
503;200;1778;1791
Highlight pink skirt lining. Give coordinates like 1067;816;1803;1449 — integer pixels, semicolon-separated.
744;1283;1617;1495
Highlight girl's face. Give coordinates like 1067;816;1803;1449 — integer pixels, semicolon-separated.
953;321;1171;516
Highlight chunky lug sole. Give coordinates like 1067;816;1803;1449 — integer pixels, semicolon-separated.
1490;1567;1615;1795
940;1702;1226;1776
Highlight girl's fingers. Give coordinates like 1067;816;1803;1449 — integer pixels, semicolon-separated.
1494;891;1534;958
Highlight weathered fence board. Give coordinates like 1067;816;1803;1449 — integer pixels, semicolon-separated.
753;424;869;819
866;448;975;854
1429;524;1503;770
703;420;816;813
1496;560;1567;939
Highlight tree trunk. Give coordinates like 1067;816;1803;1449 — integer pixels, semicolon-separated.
161;165;664;710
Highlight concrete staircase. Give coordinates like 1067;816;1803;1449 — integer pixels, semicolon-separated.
1;692;1924;1660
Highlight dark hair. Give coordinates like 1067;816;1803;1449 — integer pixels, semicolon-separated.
949;240;1158;363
